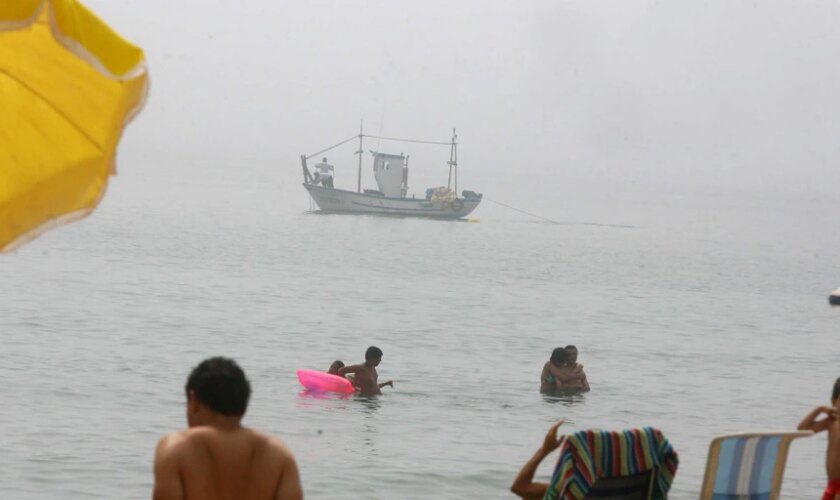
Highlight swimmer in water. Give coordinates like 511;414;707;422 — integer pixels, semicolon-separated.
338;346;393;396
327;360;344;376
327;360;355;384
540;347;589;393
561;345;590;392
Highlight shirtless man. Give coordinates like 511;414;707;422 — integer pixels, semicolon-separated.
152;357;303;500
563;345;590;392
338;346;393;397
798;377;840;500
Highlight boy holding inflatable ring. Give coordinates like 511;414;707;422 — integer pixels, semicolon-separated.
338;346;393;396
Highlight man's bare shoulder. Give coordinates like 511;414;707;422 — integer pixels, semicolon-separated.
248;429;296;460
153;429;198;480
155;427;297;479
156;427;231;457
156;429;192;455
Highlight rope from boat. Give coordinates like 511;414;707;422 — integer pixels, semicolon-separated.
306;134;451;160
305;135;359;160
483;197;561;224
362;134;452;146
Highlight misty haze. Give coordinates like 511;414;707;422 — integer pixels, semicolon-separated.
2;1;839;499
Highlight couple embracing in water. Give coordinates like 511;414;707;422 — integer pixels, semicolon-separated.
541;344;590;393
327;345;393;397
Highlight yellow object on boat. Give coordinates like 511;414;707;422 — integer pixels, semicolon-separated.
0;0;148;252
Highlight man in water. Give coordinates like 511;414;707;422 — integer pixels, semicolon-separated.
315;157;334;188
152;357;303;500
338;346;393;396
564;345;590;392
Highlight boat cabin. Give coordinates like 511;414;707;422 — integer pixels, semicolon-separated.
372;152;408;198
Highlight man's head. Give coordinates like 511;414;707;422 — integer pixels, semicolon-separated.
550;347;567;366
184;357;251;426
322;157;327;162
328;360;344;375
365;346;383;366
564;345;578;365
832;377;840;405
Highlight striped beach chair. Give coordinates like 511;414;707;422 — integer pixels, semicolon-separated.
544;427;679;500
699;431;812;500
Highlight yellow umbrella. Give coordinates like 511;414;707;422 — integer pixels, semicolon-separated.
0;0;148;252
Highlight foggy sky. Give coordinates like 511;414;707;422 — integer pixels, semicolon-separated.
91;0;840;195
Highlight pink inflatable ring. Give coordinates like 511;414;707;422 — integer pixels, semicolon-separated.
297;369;355;394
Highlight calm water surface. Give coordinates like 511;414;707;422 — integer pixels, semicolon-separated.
1;164;838;499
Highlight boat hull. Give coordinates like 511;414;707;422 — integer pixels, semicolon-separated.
303;183;480;219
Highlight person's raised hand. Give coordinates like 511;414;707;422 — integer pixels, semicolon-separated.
541;420;565;454
819;406;838;420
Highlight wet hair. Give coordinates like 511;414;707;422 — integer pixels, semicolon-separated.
185;357;251;416
331;360;345;369
565;345;578;352
365;346;383;361
550;347;567;365
833;377;840;403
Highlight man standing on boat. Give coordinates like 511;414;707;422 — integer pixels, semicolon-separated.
315;157;334;188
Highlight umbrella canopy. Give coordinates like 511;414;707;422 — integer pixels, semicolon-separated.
0;0;148;252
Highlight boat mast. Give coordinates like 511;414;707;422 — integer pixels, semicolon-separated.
356;120;364;193
447;128;458;193
454;129;458;195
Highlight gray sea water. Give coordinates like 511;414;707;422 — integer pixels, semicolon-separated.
1;161;838;499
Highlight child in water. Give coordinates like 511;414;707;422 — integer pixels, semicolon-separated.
798;377;840;500
327;360;344;376
327;360;356;385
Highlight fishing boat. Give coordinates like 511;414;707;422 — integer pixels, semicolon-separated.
300;128;482;219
